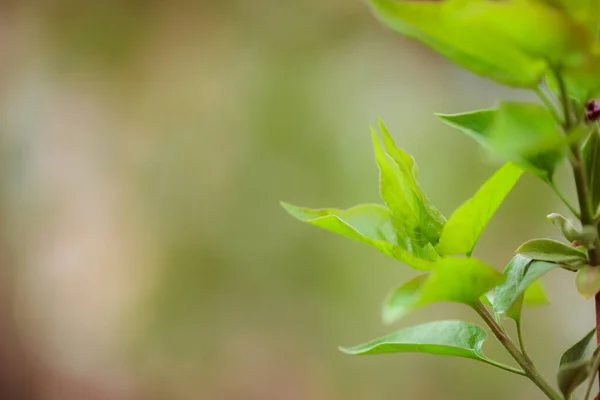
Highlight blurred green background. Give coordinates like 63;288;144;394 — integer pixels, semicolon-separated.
0;1;595;399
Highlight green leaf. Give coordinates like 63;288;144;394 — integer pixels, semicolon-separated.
436;109;496;148
583;127;600;213
383;257;504;324
340;320;523;374
576;266;600;299
548;213;597;249
493;255;558;321
555;0;600;35
547;213;580;243
483;280;549;309
281;202;436;270
437;102;567;180
490;102;566;181
436;162;523;256
459;1;591;65
374;121;446;246
517;239;588;265
523;279;550;306
368;0;547;87
547;55;600;104
558;328;597;399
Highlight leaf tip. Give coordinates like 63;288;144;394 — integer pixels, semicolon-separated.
338;345;357;355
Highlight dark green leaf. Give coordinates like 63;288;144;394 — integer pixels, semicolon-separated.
341;320;523;374
558;328;597;398
436;162;523;256
517;239;588;265
368;0;547;87
281;202;436;270
383;257;504;324
583;127;600;213
493;255;558;321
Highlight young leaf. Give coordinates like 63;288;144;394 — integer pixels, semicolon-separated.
490;102;566;181
547;213;580;243
368;0;546;87
383;257;504;324
576;266;600;299
517;239;588;265
372;124;445;246
582;127;600;213
437;103;567;181
377;121;446;243
493;255;558;321
548;213;598;251
436;162;523;256
340;320;523;374
436;109;496;149
557;328;597;399
281;202;436;270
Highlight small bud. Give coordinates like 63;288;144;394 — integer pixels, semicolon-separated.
586;99;600;122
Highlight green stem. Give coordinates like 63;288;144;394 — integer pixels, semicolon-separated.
473;302;562;400
516;320;533;363
550;181;580;218
482;358;527;376
536;86;564;125
583;350;600;400
554;68;574;130
556;68;600;399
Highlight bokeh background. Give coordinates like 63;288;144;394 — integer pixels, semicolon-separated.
0;1;596;399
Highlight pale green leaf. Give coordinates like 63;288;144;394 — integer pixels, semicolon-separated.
547;213;580;243
340;320;523;374
517;239;588;265
576;266;600;299
522;279;550;306
378;121;446;244
383;257;503;324
368;0;547;87
281;202;436;270
436;109;496;148
372;124;445;247
436;162;523;256
437;103;567;180
490;102;566;181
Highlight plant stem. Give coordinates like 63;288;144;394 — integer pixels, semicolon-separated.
536;86;564;125
550;181;580;218
516;320;533;363
569;128;600;393
557;68;600;397
474;301;563;400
